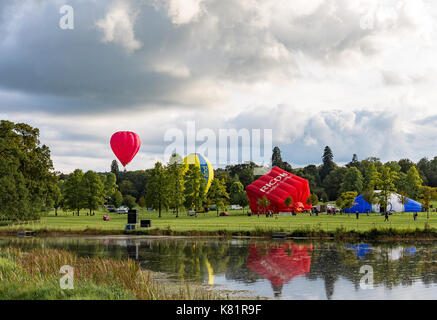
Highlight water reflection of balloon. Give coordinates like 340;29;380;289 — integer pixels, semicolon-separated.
110;131;141;169
205;257;214;285
246;242;313;297
184;153;214;193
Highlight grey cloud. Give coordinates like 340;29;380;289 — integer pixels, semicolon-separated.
0;0;423;115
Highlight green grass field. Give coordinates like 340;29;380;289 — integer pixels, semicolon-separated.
3;206;437;233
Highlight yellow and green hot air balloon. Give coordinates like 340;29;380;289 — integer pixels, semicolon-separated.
184;153;214;193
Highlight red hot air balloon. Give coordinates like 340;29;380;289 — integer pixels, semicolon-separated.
110;131;141;169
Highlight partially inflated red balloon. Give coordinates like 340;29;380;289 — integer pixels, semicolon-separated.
110;131;141;167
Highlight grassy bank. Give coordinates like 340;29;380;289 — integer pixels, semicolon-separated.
2;209;437;240
0;247;223;300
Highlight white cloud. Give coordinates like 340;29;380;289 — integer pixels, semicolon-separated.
96;0;142;53
167;0;204;24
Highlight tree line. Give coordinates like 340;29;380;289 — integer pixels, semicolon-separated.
2;120;436;221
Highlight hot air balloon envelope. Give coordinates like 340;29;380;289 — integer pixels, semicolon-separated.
184;153;214;193
246;166;312;214
110;131;141;167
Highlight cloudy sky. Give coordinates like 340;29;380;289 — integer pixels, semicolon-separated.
1;0;437;173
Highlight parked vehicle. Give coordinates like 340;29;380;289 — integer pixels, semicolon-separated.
230;205;243;210
106;205;116;212
116;206;129;214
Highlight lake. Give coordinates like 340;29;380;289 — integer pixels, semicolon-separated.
1;236;437;300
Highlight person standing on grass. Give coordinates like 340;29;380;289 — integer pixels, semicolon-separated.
356;211;359;219
366;209;370;217
384;211;389;222
414;212;418;221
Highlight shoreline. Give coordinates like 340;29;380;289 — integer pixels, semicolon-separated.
1;226;437;241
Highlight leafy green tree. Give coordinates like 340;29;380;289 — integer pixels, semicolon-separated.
111;160;120;181
307;193;319;206
384;161;401;173
208;178;229;216
146;162;168;218
320;146;336;182
123;195;137;210
0;168;30;220
337;191;358;211
137;196;146;210
111;190;123;208
375;167;398;213
362;189;376;213
271;146;293;172
361;161;378;191
119;179;136;198
0;120;56;220
102;172;117;198
397;190;409;213
323;167;347;201
418;186;437;219
398;159;414;174
405;166;423;200
272;146;283;168
81;170;105;216
184;164;206;212
229;181;249;210
63;169;85;216
230;181;244;204
257;196;270;215
52;180;63;216
284;196;293;210
346;154;359;168
340;167;363;194
166;153;185;217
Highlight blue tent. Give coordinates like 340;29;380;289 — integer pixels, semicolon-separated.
344;193;422;213
344;195;372;213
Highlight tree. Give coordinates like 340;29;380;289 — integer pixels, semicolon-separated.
418;186;437;219
405;166;423;200
375;167;398;213
137;196;146;210
362;189;376;213
323;167;347;201
166;153;185;217
63;169;85;216
284;196;293;211
320;146;335;182
102;172;117;198
397;190;409;213
340;167;363;194
111;190;123;208
119;180;136;198
111;160;120;181
184;164;206;212
307;194;319;206
272;146;283;168
229;181;249;210
361;161;378;191
123;195;137;210
81;170;105;216
146;162;168;218
208;178;229;216
257;196;270;215
0;120;56;220
346;154;359;168
337;191;358;211
398;159;414;174
52;180;63;216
